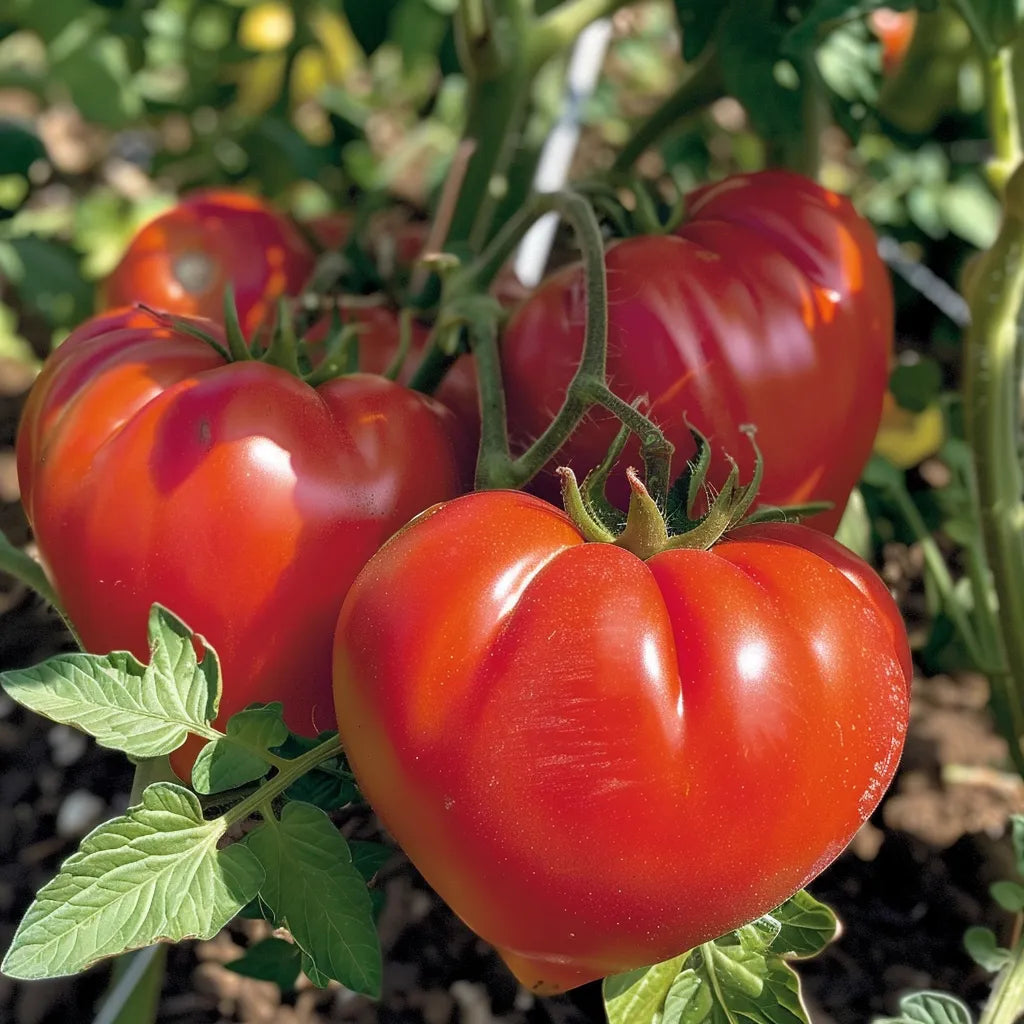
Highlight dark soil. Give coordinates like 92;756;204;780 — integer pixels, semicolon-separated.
0;357;1021;1024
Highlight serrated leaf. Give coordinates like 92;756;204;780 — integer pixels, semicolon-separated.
225;937;302;990
963;927;1011;972
604;953;692;1024
672;0;725;62
192;703;288;795
664;967;713;1024
349;840;394;882
1;784;262;980
246;803;381;996
875;990;975;1024
990;880;1024;912
0;605;219;759
705;947;811;1024
770;891;840;958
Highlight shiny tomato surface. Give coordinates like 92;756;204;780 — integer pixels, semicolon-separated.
501;170;893;533
333;490;911;994
102;190;315;335
18;308;464;775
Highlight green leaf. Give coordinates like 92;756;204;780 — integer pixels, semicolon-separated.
1011;815;1024;876
672;0;725;62
604;894;836;1024
280;732;358;810
966;0;1024;50
0;605;220;759
990;880;1024;912
939;179;1001;250
0;121;47;178
874;990;975;1024
604;954;693;1024
890;360;944;413
246;803;381;997
225;937;302;990
963;927;1011;972
0;236;92;329
349;840;394;882
769;891;840;959
192;703;288;795
51;35;142;127
302;951;333;988
1;784;262;980
717;6;805;141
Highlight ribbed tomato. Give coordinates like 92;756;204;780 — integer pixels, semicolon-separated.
333;489;910;993
18;307;464;776
501;170;893;533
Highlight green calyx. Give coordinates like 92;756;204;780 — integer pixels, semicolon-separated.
560;424;828;559
143;289;376;388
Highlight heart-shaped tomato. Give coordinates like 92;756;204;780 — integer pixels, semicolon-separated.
333;490;910;993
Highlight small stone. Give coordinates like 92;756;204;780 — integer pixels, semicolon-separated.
48;725;88;767
55;790;106;838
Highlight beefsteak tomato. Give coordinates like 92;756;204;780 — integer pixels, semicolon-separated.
102;190;315;335
500;170;893;533
18;307;464;776
333;488;910;993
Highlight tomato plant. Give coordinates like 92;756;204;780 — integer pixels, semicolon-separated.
16;307;465;775
102;190;316;335
501;171;893;533
332;485;911;994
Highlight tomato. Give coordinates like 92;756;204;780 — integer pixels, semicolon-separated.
333;488;911;994
102;190;316;336
869;8;917;75
500;170;893;534
18;307;464;776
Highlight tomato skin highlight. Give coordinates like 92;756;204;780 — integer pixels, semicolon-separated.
18;308;464;777
333;491;910;993
102;190;315;335
501;170;893;534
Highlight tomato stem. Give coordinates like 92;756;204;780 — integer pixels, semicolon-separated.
611;47;725;174
223;734;343;828
464;189;675;498
963;158;1024;779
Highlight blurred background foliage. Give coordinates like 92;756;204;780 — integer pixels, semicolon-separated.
0;0;1011;676
0;0;1002;359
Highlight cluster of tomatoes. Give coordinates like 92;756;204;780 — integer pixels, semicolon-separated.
17;178;912;992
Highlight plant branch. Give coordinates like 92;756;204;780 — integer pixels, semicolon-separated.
611;48;726;173
963;160;1024;778
224;734;342;827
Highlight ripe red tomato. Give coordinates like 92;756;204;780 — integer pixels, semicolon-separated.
333;489;910;993
870;8;917;75
500;170;893;533
18;307;464;776
102;190;315;335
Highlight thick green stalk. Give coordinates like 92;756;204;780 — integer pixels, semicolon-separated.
963;161;1024;778
987;45;1023;195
